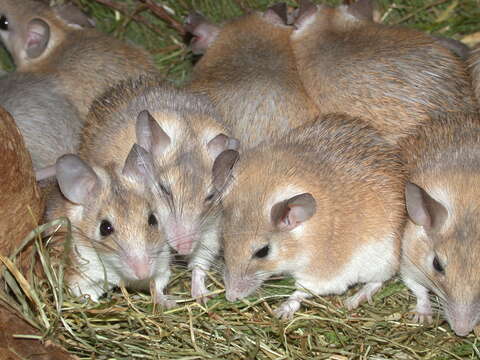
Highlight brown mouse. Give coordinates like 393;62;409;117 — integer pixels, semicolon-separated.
185;4;319;149
77;77;239;302
400;111;480;336
0;0;158;119
290;0;478;143
217;112;406;318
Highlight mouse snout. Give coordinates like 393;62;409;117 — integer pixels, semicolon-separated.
223;270;260;302
445;303;479;336
126;256;151;281
166;219;199;255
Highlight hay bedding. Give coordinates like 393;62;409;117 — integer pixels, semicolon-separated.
1;0;480;358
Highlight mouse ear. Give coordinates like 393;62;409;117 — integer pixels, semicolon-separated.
53;3;96;29
25;19;50;59
56;154;99;205
272;193;316;231
405;182;448;231
347;0;374;21
207;133;240;159
292;0;317;30
185;12;220;55
264;3;288;26
122;144;155;184
136;110;171;159
212;149;239;191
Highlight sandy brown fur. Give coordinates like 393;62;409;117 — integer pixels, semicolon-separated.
399;111;480;334
188;11;319;149
292;5;478;144
469;46;480;103
223;113;405;294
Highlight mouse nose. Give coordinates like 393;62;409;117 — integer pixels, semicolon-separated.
127;256;151;280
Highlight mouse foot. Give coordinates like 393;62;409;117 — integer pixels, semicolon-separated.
191;267;215;304
155;295;177;309
274;298;301;320
411;302;433;324
344;281;382;310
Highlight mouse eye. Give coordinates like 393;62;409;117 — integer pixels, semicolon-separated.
159;183;171;196
0;15;8;31
253;245;269;259
148;213;158;226
204;192;215;202
433;256;444;274
99;220;114;237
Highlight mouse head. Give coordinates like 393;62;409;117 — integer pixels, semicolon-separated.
0;0;94;70
56;145;168;283
291;0;374;36
216;153;317;301
405;180;480;336
185;3;290;55
132;90;239;256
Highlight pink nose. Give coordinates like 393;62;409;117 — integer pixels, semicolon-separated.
169;223;196;255
127;257;151;280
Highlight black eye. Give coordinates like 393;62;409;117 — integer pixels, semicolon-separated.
0;15;8;31
254;245;269;259
159;183;171;196
433;256;444;273
99;220;114;237
148;213;158;226
205;193;215;202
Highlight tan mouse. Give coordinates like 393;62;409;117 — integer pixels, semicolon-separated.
290;0;478;143
217;113;405;318
185;4;319;149
47;144;174;307
400;111;480;336
79;77;239;301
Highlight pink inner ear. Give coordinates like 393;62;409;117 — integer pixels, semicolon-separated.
279;205;303;231
27;30;43;48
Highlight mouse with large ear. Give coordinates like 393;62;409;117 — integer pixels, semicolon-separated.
289;0;478;144
47;145;173;307
0;0;158;173
220;113;405;319
76;77;239;302
185;3;319;149
400;111;480;337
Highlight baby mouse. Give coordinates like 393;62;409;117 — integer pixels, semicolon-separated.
290;0;478;143
400;111;480;336
217;113;406;319
185;4;319;149
80;77;239;301
47;144;173;307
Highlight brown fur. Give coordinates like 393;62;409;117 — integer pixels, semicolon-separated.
0;107;43;270
222;113;405;305
0;0;157;119
399;112;480;335
188;11;319;149
469;45;480;103
291;4;478;144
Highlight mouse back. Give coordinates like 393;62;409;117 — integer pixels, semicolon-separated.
187;7;319;149
470;45;480;103
290;0;478;144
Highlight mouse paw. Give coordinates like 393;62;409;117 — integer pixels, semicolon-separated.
155;295;177;309
344;282;382;310
191;281;214;304
274;299;301;320
411;302;433;324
